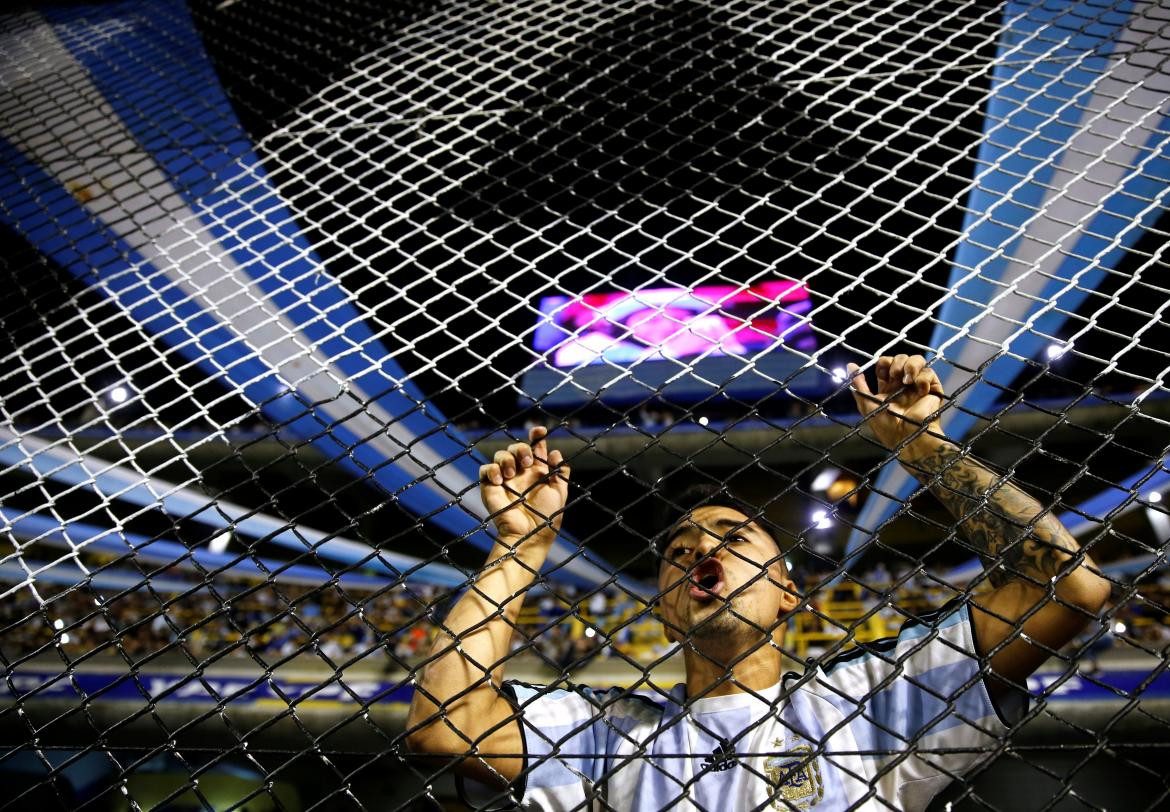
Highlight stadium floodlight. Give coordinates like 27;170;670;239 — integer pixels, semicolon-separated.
51;619;71;645
811;509;832;529
1149;491;1163;504
108;384;131;404
209;531;232;554
811;467;840;493
697;415;709;427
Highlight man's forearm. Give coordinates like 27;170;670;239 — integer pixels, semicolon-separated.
408;536;549;739
900;438;1091;590
430;537;549;682
850;354;1108;676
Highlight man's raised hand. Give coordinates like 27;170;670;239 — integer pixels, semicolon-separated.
847;354;947;457
479;425;570;545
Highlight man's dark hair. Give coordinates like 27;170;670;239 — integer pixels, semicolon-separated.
658;483;785;562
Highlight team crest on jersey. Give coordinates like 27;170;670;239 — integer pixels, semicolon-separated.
764;738;823;809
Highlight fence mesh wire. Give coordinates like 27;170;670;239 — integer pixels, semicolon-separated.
1;0;1170;809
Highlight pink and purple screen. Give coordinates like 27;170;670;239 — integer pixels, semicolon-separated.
533;281;815;368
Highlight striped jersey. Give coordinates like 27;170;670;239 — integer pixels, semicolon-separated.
502;602;1020;811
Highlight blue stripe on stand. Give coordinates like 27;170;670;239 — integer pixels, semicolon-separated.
0;508;422;590
0;559;195;594
0;137;287;407
44;0;480;493
0;430;469;587
1065;456;1170;538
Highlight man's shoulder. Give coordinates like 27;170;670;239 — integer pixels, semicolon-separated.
503;679;669;721
809;598;973;679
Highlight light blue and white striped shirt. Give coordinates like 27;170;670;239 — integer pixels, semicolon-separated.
503;602;1020;811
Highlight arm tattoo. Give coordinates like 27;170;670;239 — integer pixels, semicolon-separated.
905;442;1079;589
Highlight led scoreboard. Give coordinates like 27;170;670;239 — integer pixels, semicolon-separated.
521;280;824;406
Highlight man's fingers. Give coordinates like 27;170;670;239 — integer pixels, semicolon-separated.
914;366;941;398
892;355;942;398
847;363;877;415
494;449;517;479
902;355;925;384
888;354;910;390
555;472;571;500
919;366;944;398
529;425;549;466
479;463;502;486
876;356;892;385
547;448;570;493
507;442;534;470
928;370;945;395
914;370;929;397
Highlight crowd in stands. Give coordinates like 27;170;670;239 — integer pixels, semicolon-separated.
3;567;1169;669
0;577;445;666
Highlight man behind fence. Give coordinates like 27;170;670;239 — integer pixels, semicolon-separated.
406;354;1110;811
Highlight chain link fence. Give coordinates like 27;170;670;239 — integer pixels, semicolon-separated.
1;0;1169;809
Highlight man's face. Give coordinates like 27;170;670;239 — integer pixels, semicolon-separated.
657;506;799;655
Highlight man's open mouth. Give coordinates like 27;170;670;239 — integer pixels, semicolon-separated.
689;559;725;602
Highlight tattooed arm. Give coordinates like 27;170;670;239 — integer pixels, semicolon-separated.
848;354;1110;692
899;439;1084;590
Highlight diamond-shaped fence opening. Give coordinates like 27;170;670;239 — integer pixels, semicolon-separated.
1;0;1169;809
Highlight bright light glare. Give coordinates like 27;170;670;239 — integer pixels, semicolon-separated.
811;509;832;529
1113;621;1127;635
1045;343;1069;360
831;367;848;383
60;633;70;645
811;468;839;492
109;385;130;403
584;627;596;638
697;416;709;427
52;618;64;630
209;532;232;554
1149;491;1163;504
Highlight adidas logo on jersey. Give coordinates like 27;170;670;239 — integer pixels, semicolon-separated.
701;737;738;772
